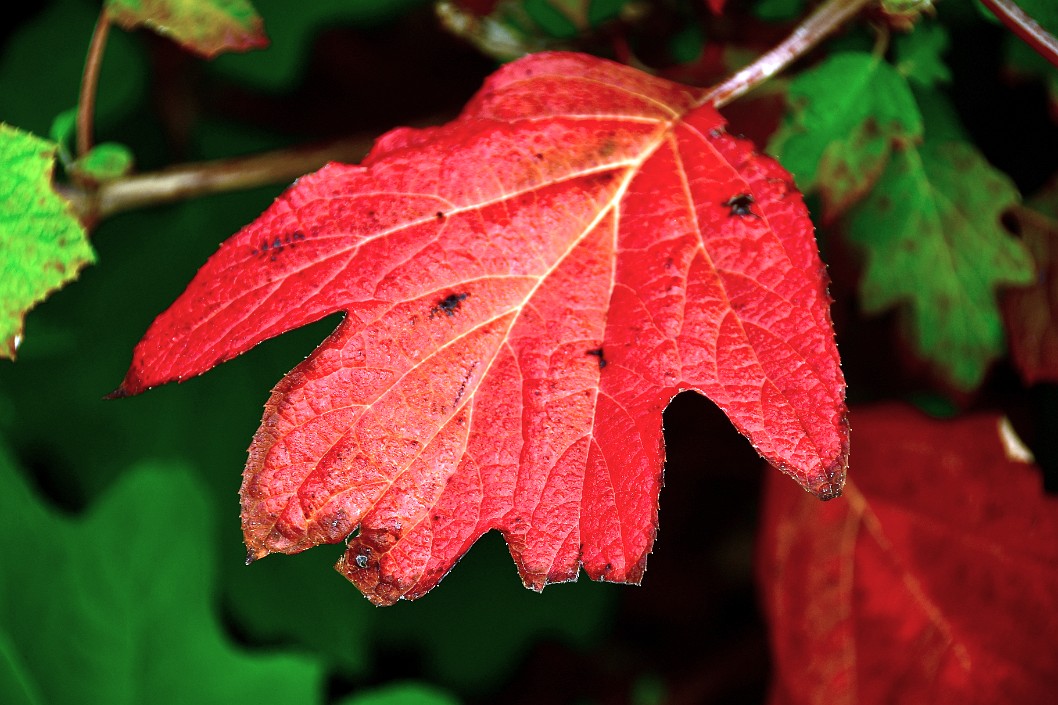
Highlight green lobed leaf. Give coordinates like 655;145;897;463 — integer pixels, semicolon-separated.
48;108;78;161
0;123;94;360
848;140;1035;390
105;0;268;59
0;441;323;705
894;21;951;86
769;52;923;219
71;142;135;182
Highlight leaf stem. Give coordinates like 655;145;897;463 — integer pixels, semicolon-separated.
63;0;878;225
703;0;875;108
63;134;377;226
77;9;111;158
978;0;1058;69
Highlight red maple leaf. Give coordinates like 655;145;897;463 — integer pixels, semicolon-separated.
759;404;1058;704
116;52;847;604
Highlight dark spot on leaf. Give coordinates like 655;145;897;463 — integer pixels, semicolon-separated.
431;292;469;318
254;231;305;258
534;152;544;160
708;128;723;139
586;348;607;369
454;362;479;405
436;211;445;220
723;193;757;218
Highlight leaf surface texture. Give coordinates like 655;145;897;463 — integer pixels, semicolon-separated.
119;52;848;603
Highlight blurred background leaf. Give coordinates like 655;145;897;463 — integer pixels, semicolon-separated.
0;444;324;705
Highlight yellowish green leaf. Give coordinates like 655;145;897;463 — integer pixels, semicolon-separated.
0;123;94;360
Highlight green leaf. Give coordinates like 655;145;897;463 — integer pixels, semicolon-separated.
769;52;923;219
0;440;323;705
0;123;94;360
105;0;268;58
48;108;78;161
523;0;581;38
894;22;951;86
848;141;1035;389
71;142;135;182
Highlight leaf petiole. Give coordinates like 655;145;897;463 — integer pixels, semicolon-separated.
77;8;111;159
703;0;875;108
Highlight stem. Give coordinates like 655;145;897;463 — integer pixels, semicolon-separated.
64;134;377;225
702;0;874;108
77;9;111;157
979;0;1058;69
62;0;877;225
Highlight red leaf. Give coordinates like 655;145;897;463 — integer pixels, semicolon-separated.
706;0;726;16
118;52;847;604
759;404;1058;704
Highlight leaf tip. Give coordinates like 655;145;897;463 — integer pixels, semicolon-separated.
106;365;152;399
245;547;268;565
103;385;130;400
811;455;848;501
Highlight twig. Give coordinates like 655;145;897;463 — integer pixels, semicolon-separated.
77;9;111;157
702;0;875;108
62;134;377;226
978;0;1058;69
64;0;878;225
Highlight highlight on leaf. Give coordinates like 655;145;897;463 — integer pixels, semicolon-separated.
116;51;848;604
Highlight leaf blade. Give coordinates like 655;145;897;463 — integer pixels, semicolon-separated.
848;140;1034;389
120;52;848;603
0;123;95;360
